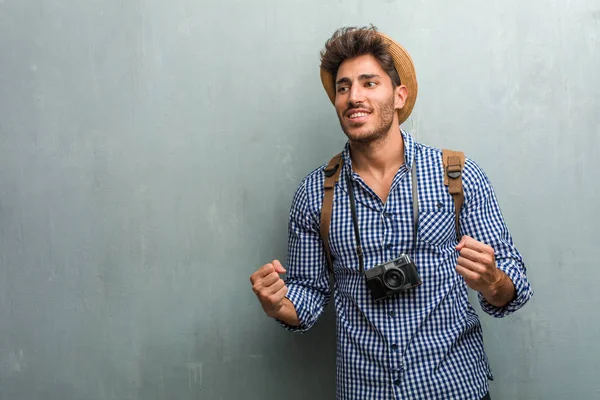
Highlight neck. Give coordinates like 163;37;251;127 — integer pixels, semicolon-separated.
349;125;405;179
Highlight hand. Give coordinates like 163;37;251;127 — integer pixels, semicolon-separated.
455;235;503;295
250;260;288;318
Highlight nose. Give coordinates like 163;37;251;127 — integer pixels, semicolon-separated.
348;85;365;105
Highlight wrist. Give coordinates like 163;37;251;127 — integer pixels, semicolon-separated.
482;270;515;308
488;269;505;296
272;298;300;326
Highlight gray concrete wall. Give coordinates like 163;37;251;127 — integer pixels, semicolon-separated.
0;0;598;399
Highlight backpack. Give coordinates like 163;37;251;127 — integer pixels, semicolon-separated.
319;149;465;272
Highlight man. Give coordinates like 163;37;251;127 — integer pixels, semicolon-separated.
250;26;533;400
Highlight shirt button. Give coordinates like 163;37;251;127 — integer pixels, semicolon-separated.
394;378;401;386
386;243;393;249
391;344;398;351
389;310;396;317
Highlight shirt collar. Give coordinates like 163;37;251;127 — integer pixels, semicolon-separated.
340;128;416;178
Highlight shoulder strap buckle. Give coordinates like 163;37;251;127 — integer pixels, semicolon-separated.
320;153;343;273
323;163;339;178
442;149;466;241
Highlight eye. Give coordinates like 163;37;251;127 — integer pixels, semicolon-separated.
337;86;349;94
365;82;377;88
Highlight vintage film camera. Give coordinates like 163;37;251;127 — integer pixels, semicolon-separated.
364;254;422;302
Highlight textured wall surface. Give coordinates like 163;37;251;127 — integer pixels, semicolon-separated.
0;0;598;399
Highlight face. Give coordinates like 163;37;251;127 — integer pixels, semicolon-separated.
334;54;407;144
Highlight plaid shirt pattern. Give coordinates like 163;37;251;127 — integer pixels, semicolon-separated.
278;130;533;400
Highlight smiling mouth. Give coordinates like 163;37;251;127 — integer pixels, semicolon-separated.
348;112;370;119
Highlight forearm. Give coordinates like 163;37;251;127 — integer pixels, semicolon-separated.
480;270;516;308
274;298;300;327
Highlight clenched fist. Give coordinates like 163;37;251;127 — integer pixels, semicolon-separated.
455;235;516;307
250;260;289;318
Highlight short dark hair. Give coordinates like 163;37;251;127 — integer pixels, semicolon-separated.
320;26;401;87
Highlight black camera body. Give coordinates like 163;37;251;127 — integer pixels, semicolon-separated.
364;254;422;302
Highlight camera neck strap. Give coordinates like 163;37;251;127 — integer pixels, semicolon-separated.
346;155;418;277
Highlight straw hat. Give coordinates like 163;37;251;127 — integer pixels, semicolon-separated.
320;32;418;125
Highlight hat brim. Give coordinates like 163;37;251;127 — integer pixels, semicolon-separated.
320;32;418;126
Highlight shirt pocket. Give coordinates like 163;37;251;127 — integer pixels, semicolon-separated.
417;207;457;248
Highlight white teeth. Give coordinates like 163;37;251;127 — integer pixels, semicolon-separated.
349;112;368;118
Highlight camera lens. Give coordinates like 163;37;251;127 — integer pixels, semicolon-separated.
384;269;405;289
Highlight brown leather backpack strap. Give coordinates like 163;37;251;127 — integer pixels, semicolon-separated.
320;153;343;272
442;149;465;241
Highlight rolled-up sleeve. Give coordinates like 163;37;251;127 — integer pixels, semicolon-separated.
275;177;332;332
461;159;534;318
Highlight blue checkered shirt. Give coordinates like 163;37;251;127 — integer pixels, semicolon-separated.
277;130;533;399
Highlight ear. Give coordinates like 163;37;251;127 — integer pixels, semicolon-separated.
394;85;409;110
